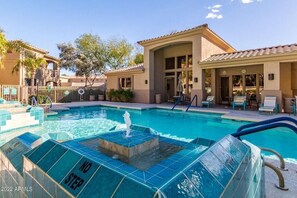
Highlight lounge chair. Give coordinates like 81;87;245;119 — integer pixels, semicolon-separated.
259;96;278;114
201;96;214;108
232;96;246;110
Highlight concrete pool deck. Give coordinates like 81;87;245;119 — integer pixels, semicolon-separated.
51;101;297;122
50;101;297;197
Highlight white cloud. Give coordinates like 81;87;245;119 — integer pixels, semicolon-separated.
241;0;263;4
208;4;222;9
206;13;223;19
206;4;223;19
211;9;220;13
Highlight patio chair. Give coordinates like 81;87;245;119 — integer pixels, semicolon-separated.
201;96;215;108
259;96;278;114
232;96;246;110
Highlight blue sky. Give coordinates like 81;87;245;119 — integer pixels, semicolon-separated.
1;0;297;74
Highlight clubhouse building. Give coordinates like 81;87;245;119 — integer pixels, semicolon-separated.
105;24;297;111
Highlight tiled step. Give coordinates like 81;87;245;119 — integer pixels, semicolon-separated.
1;113;39;132
4;107;28;114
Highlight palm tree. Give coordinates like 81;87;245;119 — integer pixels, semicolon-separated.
12;51;47;93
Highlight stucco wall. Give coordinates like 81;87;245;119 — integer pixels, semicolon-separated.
201;37;228;61
280;62;292;98
264;62;280;90
0;52;21;85
291;62;297;96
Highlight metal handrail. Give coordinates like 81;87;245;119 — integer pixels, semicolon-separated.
232;122;297;138
45;96;53;108
171;95;183;110
236;117;297;133
186;95;197;112
31;96;38;106
264;161;288;191
260;147;287;171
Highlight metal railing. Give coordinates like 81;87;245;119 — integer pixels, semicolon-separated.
171;95;183;110
186;95;197;112
31;96;38;106
45;96;53;109
232;117;297;138
260;147;287;171
264;161;289;191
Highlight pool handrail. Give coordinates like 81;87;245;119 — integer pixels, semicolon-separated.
232;122;297;138
31;96;38;107
186;95;197;112
45;96;53;108
236;117;297;133
171;95;183;110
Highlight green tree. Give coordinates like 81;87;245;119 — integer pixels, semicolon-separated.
0;29;8;68
12;51;47;92
58;33;104;87
105;38;133;70
133;53;144;65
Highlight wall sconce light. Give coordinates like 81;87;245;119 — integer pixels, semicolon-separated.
145;80;148;84
222;70;226;75
241;69;246;74
268;73;274;80
194;77;198;83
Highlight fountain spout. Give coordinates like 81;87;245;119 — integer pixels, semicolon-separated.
123;111;132;138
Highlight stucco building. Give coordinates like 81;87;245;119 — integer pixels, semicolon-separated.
0;41;60;87
105;24;297;111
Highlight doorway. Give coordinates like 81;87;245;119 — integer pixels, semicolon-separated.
221;77;229;104
165;78;175;101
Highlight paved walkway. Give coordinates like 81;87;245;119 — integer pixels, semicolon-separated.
51;101;297;122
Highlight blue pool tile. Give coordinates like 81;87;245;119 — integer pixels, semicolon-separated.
60;157;99;196
129;170;154;182
184;161;224;197
156;168;177;180
37;145;67;172
210;144;239;173
161;173;203;198
25;140;56;164
113;177;156;198
226;135;249;154
219;138;244;164
146;175;165;188
78;166;124;198
147;164;166;175
199;152;232;187
47;150;82;183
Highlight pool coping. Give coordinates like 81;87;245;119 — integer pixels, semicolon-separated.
51;101;297;123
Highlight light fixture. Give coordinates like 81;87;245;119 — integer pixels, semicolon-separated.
241;69;246;74
145;80;148;84
194;77;198;83
222;70;226;75
268;73;274;80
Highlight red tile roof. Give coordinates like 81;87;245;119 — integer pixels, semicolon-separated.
105;64;144;74
201;43;297;63
138;24;208;44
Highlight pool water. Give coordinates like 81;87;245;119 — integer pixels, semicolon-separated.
1;106;297;161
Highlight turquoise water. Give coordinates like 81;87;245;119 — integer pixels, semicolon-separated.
1;106;297;161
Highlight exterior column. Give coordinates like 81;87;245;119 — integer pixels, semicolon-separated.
191;39;203;105
211;69;216;103
262;62;283;111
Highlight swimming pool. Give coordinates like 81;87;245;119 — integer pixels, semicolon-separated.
1;106;297;161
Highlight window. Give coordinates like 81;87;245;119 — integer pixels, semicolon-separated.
119;77;132;89
232;75;243;96
177;56;186;69
165;57;175;70
188;55;193;68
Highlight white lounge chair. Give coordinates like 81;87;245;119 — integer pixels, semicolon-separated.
201;96;214;108
259;96;278;113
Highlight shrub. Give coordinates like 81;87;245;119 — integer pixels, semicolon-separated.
28;95;51;105
107;89;133;102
